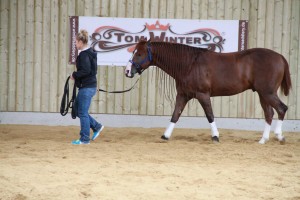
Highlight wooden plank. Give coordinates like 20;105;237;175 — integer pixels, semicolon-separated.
84;0;93;14
149;0;166;115
147;68;156;115
140;0;155;115
33;0;43;111
264;0;274;49
161;0;175;116
229;0;241;118
155;70;164;116
96;0;109;114
129;0;141;115
93;0;101;16
250;0;261;119
186;0;198;117
57;0;68;113
207;0;222;118
91;0;101;114
0;0;9;111
100;0;109;17
105;0;117;114
49;0;59;112
236;0;249;118
224;0;233;20
175;0;184;18
196;0;208;117
221;0;233;118
200;0;208;20
213;0;225;118
64;0;75;114
217;0;230;118
154;0;167;116
114;0;126;114
80;0;95;112
134;0;142;17
273;0;283;53
184;0;196;117
216;0;225;19
191;0;200;19
193;0;208;117
138;0;150;115
76;0;84;16
287;0;299;119
41;1;51;112
89;0;99;114
8;0;17;111
214;0;225;117
16;0;27;111
24;0;34;111
106;67;115;114
183;0;191;19
192;0;204;117
297;10;300;119
280;0;291;118
207;0;216;20
254;0;267;118
175;0;186;116
245;0;257;118
273;0;287;120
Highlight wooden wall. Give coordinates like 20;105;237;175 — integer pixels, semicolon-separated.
0;0;299;120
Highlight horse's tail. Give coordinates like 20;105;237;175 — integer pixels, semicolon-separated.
280;56;292;96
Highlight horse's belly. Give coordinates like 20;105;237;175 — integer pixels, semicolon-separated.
210;83;251;96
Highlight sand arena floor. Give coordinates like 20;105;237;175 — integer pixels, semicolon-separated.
0;125;300;200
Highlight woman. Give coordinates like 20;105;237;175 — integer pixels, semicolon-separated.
71;29;104;145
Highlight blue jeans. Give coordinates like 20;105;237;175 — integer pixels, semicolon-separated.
76;87;101;142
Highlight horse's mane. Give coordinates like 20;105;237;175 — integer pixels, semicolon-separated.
145;41;209;102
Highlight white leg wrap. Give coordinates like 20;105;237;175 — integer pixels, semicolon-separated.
274;120;284;140
210;122;219;138
163;122;175;139
259;122;271;144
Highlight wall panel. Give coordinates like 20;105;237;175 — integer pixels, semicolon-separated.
0;0;299;121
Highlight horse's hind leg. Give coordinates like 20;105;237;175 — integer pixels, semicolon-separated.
258;94;274;144
264;94;288;144
259;93;288;144
161;93;190;140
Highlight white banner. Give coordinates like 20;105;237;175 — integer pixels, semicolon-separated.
69;17;248;66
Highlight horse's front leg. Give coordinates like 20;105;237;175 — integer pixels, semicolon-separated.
197;93;219;143
161;94;190;140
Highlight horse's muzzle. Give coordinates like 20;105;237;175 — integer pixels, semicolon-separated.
125;70;134;78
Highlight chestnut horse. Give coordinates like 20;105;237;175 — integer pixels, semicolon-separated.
125;40;291;144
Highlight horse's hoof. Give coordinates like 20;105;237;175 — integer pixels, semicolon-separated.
279;137;286;145
161;135;169;140
211;136;219;143
258;137;269;144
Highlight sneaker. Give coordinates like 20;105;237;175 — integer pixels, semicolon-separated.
71;139;90;145
92;126;104;141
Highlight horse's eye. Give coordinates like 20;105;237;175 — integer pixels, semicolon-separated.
137;53;141;56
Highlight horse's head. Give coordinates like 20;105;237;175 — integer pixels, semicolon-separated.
125;39;152;78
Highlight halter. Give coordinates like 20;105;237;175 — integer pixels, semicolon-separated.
129;43;152;75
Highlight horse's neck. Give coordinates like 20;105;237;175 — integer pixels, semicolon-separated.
152;45;188;79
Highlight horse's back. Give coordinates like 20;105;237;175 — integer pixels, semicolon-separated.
207;48;288;96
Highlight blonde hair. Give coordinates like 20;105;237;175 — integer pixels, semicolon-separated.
76;29;89;44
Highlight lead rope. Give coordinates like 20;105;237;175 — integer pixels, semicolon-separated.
98;78;139;93
60;76;139;119
60;76;77;119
